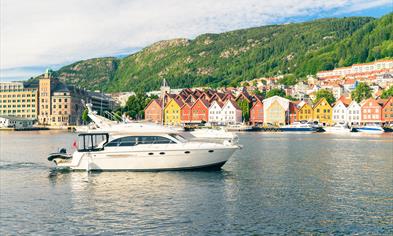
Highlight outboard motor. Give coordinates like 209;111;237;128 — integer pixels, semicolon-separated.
47;147;72;161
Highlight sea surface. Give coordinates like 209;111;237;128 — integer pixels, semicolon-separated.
0;131;392;235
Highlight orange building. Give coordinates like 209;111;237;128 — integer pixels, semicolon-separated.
144;99;162;123
191;98;210;123
180;101;193;124
250;95;264;125
360;98;382;124
380;97;393;124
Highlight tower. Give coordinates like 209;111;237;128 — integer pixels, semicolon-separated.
38;69;53;125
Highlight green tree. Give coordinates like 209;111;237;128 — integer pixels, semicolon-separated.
266;88;286;98
81;108;89;124
237;99;251;122
124;93;154;120
315;89;335;104
381;86;393;99
351;82;372;103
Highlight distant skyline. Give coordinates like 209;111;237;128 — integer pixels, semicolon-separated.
1;0;392;81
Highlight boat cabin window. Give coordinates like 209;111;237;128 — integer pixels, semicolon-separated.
105;136;175;147
78;133;109;152
169;134;187;143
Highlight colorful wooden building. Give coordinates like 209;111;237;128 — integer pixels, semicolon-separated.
381;97;393;124
164;98;183;125
297;101;313;121
191;98;210;123
144;99;162;123
360;98;382;124
312;98;333;126
221;99;242;124
180;101;193;124
250;95;264;125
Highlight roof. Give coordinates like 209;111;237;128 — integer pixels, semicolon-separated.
224;99;241;110
337;96;352;106
144;99;162;111
210;99;224;108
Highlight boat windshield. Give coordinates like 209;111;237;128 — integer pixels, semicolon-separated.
78;133;109;152
169;134;187;143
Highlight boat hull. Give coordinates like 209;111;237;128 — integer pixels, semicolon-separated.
356;128;384;134
279;127;316;132
56;147;237;171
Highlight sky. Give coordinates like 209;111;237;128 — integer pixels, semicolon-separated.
1;0;392;81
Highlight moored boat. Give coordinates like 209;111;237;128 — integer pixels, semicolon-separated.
280;122;318;132
324;122;352;134
356;124;385;134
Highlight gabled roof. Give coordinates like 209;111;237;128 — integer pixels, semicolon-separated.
313;97;332;108
164;97;184;110
209;99;224;109
144;99;162;111
381;97;393;108
360;97;380;107
191;98;210;109
297;101;312;109
235;92;252;103
223;99;241;110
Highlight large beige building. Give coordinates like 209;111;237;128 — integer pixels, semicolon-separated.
0;82;38;119
38;69;85;126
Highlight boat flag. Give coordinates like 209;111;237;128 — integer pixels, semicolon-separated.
72;140;78;149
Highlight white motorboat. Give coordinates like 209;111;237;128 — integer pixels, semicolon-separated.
356;124;385;134
324;123;352;134
48;128;240;171
280;122;318;133
226;124;253;132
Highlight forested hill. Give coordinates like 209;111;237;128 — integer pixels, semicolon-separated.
38;13;392;92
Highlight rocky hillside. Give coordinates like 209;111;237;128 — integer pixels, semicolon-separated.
39;13;392;92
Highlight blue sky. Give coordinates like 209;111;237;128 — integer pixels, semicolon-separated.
1;0;392;81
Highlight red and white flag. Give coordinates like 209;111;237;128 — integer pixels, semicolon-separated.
72;140;78;149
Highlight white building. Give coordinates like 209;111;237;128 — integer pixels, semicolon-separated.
347;101;361;125
332;85;344;100
220;100;242;124
0;116;35;129
332;101;348;124
208;100;223;124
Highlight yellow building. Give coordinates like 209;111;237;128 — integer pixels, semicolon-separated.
164;98;183;125
0;82;38;119
297;101;313;121
313;98;333;125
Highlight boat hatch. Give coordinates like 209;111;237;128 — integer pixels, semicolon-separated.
78;133;109;152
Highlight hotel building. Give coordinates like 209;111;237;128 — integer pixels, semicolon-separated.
0;81;38;119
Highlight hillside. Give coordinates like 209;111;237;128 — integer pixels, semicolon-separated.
41;13;392;92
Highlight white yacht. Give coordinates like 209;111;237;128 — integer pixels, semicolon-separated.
280;122;318;133
50;104;240;171
324;122;352;134
356;124;385;134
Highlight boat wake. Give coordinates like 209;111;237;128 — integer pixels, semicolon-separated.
0;161;47;170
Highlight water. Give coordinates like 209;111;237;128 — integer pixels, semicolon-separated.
1;131;392;235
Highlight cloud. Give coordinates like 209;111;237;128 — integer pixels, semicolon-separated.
0;0;391;79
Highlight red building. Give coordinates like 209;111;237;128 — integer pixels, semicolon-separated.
288;101;300;124
250;95;264;125
191;98;210;123
360;98;382;124
144;99;162;123
180;102;193;124
380;97;393;124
